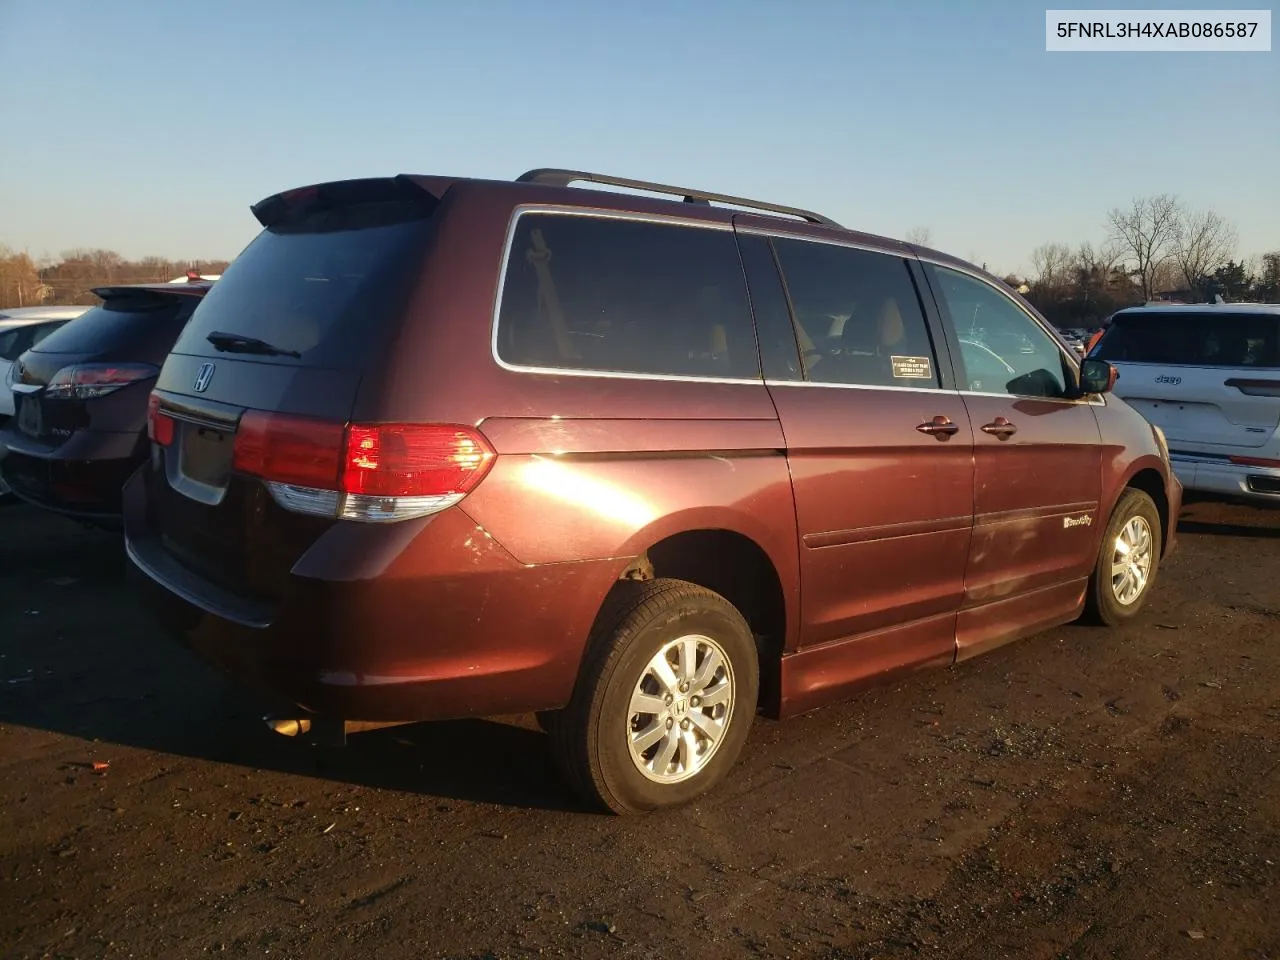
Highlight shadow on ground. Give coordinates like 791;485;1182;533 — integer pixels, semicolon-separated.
1177;501;1280;540
0;505;585;813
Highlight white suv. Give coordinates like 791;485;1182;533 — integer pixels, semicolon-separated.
1091;303;1280;503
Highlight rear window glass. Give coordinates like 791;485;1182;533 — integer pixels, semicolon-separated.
495;213;759;380
172;200;435;369
0;327;26;361
29;320;67;347
32;298;191;354
1095;311;1280;367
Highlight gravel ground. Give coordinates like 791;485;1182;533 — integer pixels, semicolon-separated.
1;496;1277;960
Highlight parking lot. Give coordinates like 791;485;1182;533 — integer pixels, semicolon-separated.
1;497;1277;960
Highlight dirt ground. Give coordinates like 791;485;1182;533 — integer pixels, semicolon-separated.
1;496;1277;960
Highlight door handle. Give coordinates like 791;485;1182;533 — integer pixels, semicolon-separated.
981;417;1017;439
916;415;960;438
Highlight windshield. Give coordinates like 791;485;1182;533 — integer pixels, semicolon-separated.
1094;311;1280;367
171;200;435;370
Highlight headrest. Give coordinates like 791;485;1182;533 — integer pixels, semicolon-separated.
709;324;728;354
879;298;905;345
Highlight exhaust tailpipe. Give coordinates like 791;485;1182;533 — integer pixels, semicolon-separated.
264;716;410;742
265;716;312;737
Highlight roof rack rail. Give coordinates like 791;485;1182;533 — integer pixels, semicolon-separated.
516;168;841;228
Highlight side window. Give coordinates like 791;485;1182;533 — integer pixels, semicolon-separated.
737;234;802;381
771;238;940;388
1096;313;1280;367
0;328;23;361
29;321;66;347
930;266;1071;398
495;214;760;380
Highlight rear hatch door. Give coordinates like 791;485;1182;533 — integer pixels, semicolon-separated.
1095;309;1280;450
11;290;200;446
145;178;439;601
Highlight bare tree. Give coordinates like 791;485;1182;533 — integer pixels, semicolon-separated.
1151;259;1186;298
0;246;43;308
1107;194;1183;300
1173;208;1237;294
1030;242;1074;293
1074;241;1137;304
1076;240;1124;276
905;226;932;246
1259;251;1280;300
0;249;235;308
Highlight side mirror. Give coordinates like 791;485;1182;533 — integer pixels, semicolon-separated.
1079;357;1118;395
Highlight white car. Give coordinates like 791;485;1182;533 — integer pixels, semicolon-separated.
0;305;91;500
1092;303;1280;503
0;306;91;418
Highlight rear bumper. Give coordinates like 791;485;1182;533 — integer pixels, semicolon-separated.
1171;453;1280;503
0;426;142;521
123;469;620;723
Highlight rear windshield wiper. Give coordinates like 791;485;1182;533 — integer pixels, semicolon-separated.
205;331;302;358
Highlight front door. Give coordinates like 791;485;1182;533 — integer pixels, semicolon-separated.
923;263;1103;658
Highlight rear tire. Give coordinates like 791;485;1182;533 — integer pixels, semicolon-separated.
1082;488;1162;626
548;578;759;815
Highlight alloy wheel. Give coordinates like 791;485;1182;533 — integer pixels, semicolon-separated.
626;634;735;784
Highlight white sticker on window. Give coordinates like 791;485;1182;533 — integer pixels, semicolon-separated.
891;355;933;379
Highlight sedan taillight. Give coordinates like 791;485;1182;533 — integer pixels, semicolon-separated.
146;393;175;446
44;362;159;400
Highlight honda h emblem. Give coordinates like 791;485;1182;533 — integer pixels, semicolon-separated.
193;362;215;393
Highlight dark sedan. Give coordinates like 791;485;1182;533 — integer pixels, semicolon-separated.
1;281;210;525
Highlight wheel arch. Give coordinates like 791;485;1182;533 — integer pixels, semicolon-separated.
1120;465;1171;555
607;522;793;718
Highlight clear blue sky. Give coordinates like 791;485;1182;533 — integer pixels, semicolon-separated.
1;0;1275;274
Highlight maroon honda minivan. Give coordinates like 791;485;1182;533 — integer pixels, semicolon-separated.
125;170;1181;813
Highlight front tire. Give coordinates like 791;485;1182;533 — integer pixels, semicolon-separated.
1082;488;1162;625
548;578;759;815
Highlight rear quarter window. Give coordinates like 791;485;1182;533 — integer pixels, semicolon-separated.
495;213;760;380
1096;311;1280;367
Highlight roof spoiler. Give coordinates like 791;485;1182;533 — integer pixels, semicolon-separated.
89;284;205;301
251;175;441;228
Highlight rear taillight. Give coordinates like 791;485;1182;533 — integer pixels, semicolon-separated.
231;414;496;522
1229;455;1280;469
45;362;158;400
146;393;175;447
232;411;345;489
342;425;494;497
